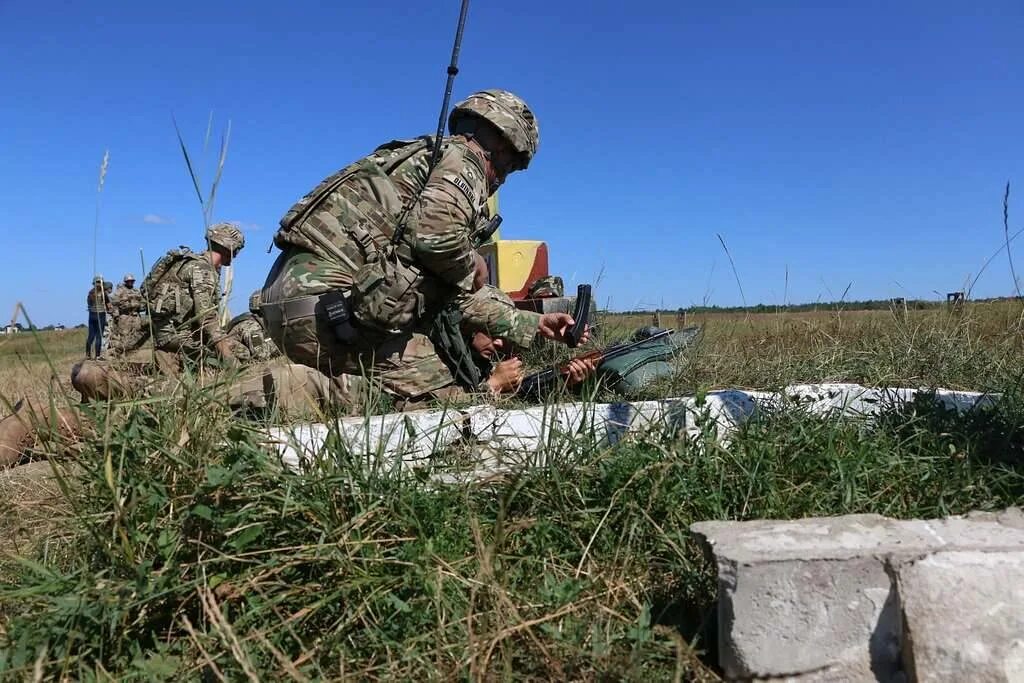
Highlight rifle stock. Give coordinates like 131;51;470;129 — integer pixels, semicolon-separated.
518;328;671;397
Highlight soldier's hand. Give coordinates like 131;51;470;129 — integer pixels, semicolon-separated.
487;358;524;395
537;313;590;346
563;357;598;386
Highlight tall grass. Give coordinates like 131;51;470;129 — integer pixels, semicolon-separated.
172;113;234;326
2;302;1024;679
2;354;1024;678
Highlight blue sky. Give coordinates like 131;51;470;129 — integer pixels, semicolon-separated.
2;0;1022;325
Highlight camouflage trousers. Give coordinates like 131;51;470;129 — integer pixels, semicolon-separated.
0;359;366;468
149;314;224;373
151;315;201;353
69;356;365;415
267;313;463;401
105;314;149;356
262;251;465;401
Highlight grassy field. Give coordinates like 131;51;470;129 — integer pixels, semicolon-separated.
0;329;85;404
1;303;1023;680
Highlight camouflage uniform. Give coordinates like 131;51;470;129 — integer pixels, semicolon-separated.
261;90;540;400
149;255;224;357
224;292;283;365
107;275;148;355
144;224;245;365
458;285;539;347
67;288;363;418
528;275;564;298
68;342;361;421
225;291;366;413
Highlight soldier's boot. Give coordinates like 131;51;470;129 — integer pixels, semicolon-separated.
0;398;83;468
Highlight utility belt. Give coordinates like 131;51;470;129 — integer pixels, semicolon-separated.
260;290;359;345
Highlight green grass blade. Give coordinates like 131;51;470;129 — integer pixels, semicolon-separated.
172;115;206;216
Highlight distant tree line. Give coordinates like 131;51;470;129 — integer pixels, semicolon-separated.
5;323;72;332
609;296;1022;315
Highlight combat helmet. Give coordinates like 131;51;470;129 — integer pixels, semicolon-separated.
92;276;103;286
449;90;539;170
206;222;245;256
528;275;564;299
123;273;135;283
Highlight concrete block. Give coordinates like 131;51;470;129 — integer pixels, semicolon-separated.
898;550;1024;683
693;515;910;680
268;406;467;472
692;513;1024;681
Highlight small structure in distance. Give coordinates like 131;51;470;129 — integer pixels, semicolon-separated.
5;302;24;335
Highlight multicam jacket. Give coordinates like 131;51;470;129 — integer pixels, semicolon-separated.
272;136;491;330
111;285;145;318
458;285;540;348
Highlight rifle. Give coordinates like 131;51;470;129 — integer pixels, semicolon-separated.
517;328;671;397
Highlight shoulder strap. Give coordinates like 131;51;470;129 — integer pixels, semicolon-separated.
429;304;482;390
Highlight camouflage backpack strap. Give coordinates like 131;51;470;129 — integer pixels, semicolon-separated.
429;303;483;391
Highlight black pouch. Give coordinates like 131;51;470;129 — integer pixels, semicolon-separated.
317;290;359;344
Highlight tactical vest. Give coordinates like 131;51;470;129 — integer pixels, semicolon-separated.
87;288;108;314
140;247;207;317
273;137;480;337
113;287;144;316
275;138;433;261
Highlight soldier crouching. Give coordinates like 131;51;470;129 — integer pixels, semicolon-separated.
0;297;365;467
143;223;245;372
259;89;588;404
69;289;366;415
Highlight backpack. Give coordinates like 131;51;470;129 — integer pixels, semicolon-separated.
598;326;703;393
140;247;201;315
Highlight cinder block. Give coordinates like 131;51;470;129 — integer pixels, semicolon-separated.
693;515;915;680
692;511;1024;681
898;550;1024;683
